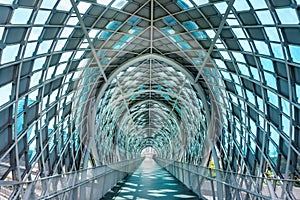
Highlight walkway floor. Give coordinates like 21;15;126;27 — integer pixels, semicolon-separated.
103;157;198;200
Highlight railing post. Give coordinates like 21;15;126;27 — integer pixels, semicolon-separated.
181;162;184;184
210;142;223;200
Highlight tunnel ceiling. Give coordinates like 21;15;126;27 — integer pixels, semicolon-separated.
0;0;299;196
93;55;209;161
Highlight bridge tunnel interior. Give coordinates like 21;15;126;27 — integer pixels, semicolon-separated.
0;0;299;198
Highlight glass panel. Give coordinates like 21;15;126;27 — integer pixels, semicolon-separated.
233;0;250;12
33;57;46;71
257;96;264;111
170;35;182;42
72;70;83;80
1;44;19;64
232;52;246;63
268;141;278;163
289;45;300;63
46;66;55;80
205;30;215;38
41;0;57;9
74;51;84;59
78;59;89;69
276;8;299;24
111;0;128;9
161;27;176;35
163;16;177;26
238;63;249;76
127;16;140;25
28;140;36;161
265;27;280;42
230;94;238;104
128;27;143;35
183;21;199;31
48;118;55;133
239;40;251;52
232;74;240;83
192;0;208;5
232;28;246;38
89;29;99;38
254;41;270;55
0;27;4;39
250;137;256;152
177;42;192;50
256;10;274;24
66;93;73;103
281;98;290;115
120;35;133;42
220;51;230;60
49;135;55;151
27;126;35;141
106;21;122;30
97;0;112;6
11;8;32;24
42;96;47;110
0;83;12;106
246;90;255;105
267;90;278;107
296;84;300;103
67;17;78;25
28;89;38;105
56;0;72;11
37;40;52;54
98;31;112;40
282;114;290;136
214;59;226;69
77;2;91;13
55;63;66;76
29;27;43;41
60;27;74;38
30;71;42;88
61;84;68;95
192;31;208;40
264;72;277;89
0;0;14;4
54;39;67;51
227;18;239;26
14;98;25;114
112;42;126;50
250;67;260;81
17;113;24;134
60;52;73;63
271;43;284;59
221;71;231;80
249;0;267;9
177;0;193;9
270;125;279;145
192;58;201;65
34;10;50;24
260;57;274;72
24;42;37;58
215;2;228;14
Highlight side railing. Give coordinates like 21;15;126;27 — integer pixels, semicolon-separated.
0;157;144;200
154;157;300;200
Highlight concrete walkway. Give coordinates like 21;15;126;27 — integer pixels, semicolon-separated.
103;157;198;200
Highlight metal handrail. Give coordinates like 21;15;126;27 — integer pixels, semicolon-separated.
154;157;299;200
0;157;144;200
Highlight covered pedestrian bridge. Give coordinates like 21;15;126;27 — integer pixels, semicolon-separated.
0;0;299;199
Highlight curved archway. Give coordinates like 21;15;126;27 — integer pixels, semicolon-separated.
0;0;298;198
85;54;220;166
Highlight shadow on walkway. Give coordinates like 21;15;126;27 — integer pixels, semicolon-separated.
102;157;198;200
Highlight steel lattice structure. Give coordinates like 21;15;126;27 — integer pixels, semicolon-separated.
0;0;299;199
